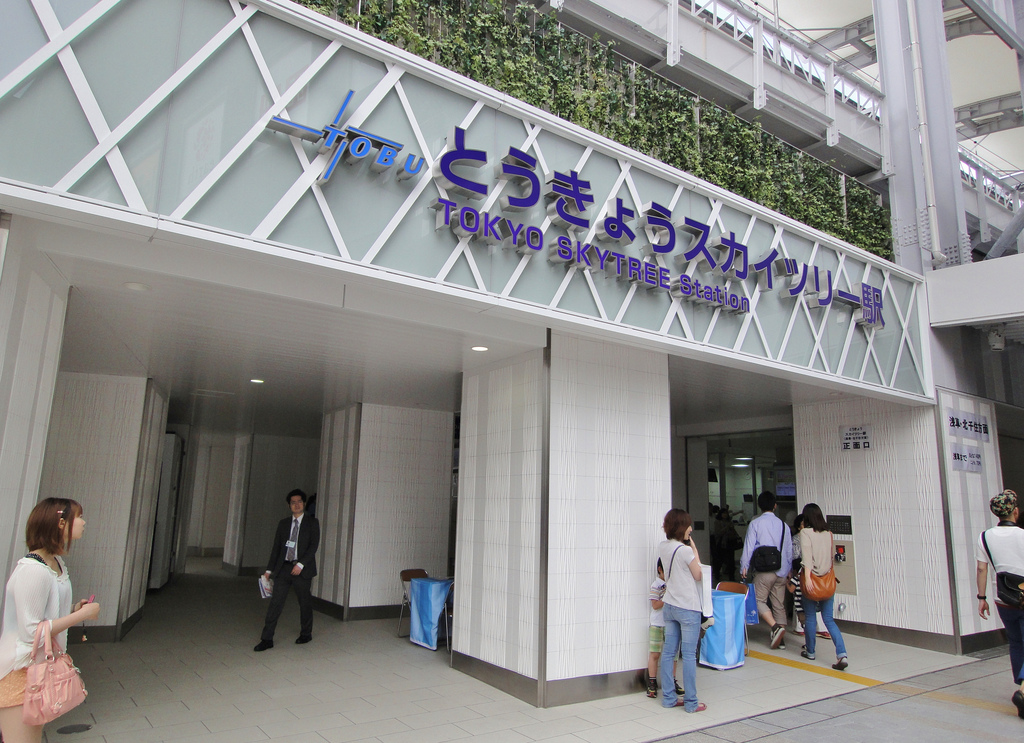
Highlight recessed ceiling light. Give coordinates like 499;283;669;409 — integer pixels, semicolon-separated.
122;282;150;292
471;346;488;352
250;379;264;384
735;456;753;460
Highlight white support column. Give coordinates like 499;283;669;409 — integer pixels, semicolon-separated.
826;62;839;147
0;217;70;614
874;0;971;270
454;351;544;683
545;333;671;688
753;18;766;109
976;164;992;245
666;0;680;67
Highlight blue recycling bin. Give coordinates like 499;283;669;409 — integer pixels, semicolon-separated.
409;577;453;650
699;589;746;669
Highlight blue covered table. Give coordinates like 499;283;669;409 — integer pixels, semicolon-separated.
409;577;453;650
699;589;745;669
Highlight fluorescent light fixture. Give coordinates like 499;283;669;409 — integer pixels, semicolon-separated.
250;379;264;384
730;463;750;468
122;282;150;292
471;346;489;352
735;456;753;460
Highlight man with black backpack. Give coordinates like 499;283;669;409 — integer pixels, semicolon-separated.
740;491;793;650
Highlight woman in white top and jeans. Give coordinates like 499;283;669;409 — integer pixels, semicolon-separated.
977;489;1024;719
798;503;848;670
0;498;100;743
657;508;707;713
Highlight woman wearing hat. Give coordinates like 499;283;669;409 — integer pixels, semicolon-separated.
976;489;1024;719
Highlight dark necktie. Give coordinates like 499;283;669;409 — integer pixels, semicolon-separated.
286;519;298;561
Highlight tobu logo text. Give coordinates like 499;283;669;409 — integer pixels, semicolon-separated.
267;91;425;185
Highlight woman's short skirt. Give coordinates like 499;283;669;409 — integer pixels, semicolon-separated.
0;667;28;708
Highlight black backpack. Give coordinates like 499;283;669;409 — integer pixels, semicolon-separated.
750;521;785;573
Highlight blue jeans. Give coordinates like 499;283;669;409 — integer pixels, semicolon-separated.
660;603;700;710
802;595;847;659
996;603;1024;684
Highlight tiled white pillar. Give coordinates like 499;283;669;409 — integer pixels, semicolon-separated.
39;373;153;634
793;398;952;637
547;333;671;683
454;335;672;704
349;404;453;608
455;350;544;679
936;390;1003;645
314;406;359;607
0;220;69;610
240;435;320;569
314;404;453;613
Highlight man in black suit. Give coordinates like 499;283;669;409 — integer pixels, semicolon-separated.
254;489;320;651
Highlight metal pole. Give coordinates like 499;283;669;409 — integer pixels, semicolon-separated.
906;0;947;267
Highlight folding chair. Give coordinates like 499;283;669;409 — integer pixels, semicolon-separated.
397;568;428;637
715;581;751;656
443;581;455;665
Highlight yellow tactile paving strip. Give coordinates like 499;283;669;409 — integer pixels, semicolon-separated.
748;652;1021;717
747;650;883;687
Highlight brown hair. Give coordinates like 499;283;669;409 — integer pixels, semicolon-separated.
26;498;82;554
662;508;693;541
801;502;828;533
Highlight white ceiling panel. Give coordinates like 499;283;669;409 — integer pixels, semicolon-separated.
54;254;545;436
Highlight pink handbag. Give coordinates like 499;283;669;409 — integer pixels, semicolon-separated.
22;620;87;725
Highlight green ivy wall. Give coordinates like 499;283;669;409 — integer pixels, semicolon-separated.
297;0;893;260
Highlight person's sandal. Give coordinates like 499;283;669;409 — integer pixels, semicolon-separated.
832;658;849;671
691;702;707;713
646;677;657;699
674;681;684;696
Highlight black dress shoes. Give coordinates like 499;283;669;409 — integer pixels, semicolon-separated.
295;635;312;644
253;640;273;651
1012;690;1024;719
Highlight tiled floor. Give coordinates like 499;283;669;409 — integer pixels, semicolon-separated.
43;561;991;743
666;657;1024;741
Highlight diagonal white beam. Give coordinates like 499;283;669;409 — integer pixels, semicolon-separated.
252;65;405;241
702;213;756;345
498;123;546;298
738;224;783;359
548;147;595;312
0;0;124;102
436;110;539;289
171;38;341;220
227;2;350;258
55;5;258;193
363;99;484;269
28;0;146;211
832;254;858;374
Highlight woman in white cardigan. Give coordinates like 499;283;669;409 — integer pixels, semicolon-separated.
0;498;100;743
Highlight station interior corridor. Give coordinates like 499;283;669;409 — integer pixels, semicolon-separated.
37;560;1021;743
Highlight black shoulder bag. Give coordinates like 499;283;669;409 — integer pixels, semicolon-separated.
981;528;1024;609
750;521;785;573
